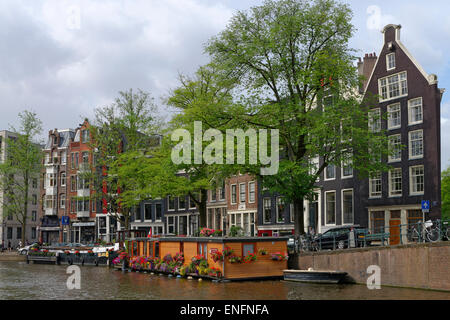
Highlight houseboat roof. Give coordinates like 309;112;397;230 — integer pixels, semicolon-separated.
128;236;290;243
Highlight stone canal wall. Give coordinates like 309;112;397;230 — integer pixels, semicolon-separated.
297;242;450;291
0;253;26;262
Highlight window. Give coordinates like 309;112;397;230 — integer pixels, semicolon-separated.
388;134;402;162
31;210;37;222
379;71;408;101
145;204;152;220
81;129;90;143
60;172;66;186
239;183;246;203
31;227;36;239
70;175;77;192
368;109;381;132
61;151;66;164
210;189;216;202
16;227;22;239
168;196;175;211
325;164;336;180
290;204;294;223
387;103;401;129
219;181;225;200
231;185;237;204
263;198;272;224
409;130;423;159
389;168;402;197
189;196;196;209
7;227;12;239
179;197;186;210
408;98;423;125
276;197;285;223
342;190;354;225
70;153;75;169
242;243;255;257
32;194;37;205
369;172;382;198
410;166;424;195
370;211;385;234
325;191;336;225
309;156;320;181
341;151;353;178
47;173;56;187
248;182;255;203
32;178;37;189
155;203;162;221
82;151;89;164
386;53;396;70
60;194;66;209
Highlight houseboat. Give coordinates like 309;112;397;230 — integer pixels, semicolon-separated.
119;236;289;281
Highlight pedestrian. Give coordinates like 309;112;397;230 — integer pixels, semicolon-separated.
8;240;11;252
19;240;22;248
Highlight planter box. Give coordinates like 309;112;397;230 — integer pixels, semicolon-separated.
28;255;58;264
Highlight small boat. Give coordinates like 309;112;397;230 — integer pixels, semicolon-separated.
283;268;348;284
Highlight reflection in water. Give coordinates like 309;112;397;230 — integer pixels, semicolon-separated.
0;262;449;300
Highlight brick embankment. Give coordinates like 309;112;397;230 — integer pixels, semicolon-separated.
296;242;450;291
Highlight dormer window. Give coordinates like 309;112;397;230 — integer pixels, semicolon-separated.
387;53;396;71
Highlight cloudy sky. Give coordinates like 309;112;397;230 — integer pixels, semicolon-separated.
0;0;449;168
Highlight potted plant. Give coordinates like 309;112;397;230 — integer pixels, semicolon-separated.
222;247;234;257
228;255;242;264
270;252;289;261
211;251;224;262
243;253;257;263
258;248;268;255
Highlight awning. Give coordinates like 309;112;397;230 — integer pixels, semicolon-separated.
40;227;60;231
72;222;95;227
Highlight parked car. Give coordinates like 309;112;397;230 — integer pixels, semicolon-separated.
17;243;39;255
312;226;371;250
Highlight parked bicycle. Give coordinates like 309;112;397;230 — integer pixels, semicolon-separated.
407;220;440;243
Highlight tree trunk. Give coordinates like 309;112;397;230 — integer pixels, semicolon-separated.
198;189;208;229
293;198;305;238
22;170;29;246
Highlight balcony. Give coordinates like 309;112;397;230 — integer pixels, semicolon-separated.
45;186;57;196
77;189;90;197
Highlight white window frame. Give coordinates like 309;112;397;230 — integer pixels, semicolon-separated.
276;197;285;223
248;181;255;203
408;97;423;126
341;150;353;179
378;71;408;102
263;198;272;224
368;108;381;133
387;103;401;130
60;194;66;209
369;171;382;199
389;168;402;198
230;184;237;204
388;134;402;163
324;163;336;181
178;197;186;210
341;189;354;225
386;53;396;71
324;190;336;226
409;130;424;160
167;196;175;211
239;183;246;203
409;165;425;196
60;172;66;187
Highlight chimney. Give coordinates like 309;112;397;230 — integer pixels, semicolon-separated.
358;52;377;93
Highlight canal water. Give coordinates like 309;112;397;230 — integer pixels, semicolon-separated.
0;262;449;300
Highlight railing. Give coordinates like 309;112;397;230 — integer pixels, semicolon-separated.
291;219;449;253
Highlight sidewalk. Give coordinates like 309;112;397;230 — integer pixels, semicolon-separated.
0;251;26;261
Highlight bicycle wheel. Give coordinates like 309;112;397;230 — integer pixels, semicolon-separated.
426;229;440;242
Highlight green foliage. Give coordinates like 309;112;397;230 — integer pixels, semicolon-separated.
0;110;43;244
442;166;450;220
229;226;242;237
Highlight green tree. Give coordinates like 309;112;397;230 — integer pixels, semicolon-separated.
0;111;43;245
155;65;236;230
90;89;160;232
441;166;450;221
204;0;391;239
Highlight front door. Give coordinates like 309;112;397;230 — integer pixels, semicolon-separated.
389;219;401;245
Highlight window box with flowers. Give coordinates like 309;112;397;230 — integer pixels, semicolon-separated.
270;252;289;261
243;253;257;263
228;255;242;264
211;251;224;263
258;248;268;256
